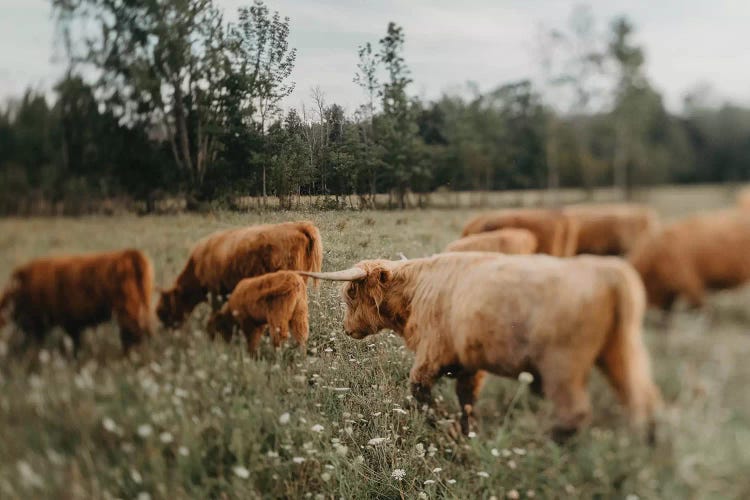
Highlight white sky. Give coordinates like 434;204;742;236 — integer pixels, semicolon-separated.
1;0;748;114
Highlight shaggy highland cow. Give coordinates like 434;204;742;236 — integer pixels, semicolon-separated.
302;252;661;441
0;249;154;353
461;208;579;257
563;203;659;256
207;271;309;354
157;221;322;327
445;228;537;254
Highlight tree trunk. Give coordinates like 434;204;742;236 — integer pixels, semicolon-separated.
613;124;628;201
262;165;267;208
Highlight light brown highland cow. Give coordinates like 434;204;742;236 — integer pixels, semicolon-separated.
208;271;309;354
303;252;661;441
445;228;538;254
461;208;579;257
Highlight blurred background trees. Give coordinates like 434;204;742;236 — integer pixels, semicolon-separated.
0;1;749;213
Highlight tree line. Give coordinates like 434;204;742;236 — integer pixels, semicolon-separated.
0;1;749;213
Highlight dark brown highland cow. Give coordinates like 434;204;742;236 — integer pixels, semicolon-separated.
0;249;154;353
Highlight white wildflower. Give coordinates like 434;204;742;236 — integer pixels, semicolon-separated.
321;472;331;482
518;372;534;384
512;447;526;455
334;444;348;456
477;471;490;478
353;455;364;465
432;467;442;474
178;446;190;457
136;493;151;500
418;493;428;500
130;469;142;484
367;437;388;446
393;408;408;415
447;479;456;485
508;460;517;470
424;479;436;485
414;443;425;457
292;457;306;464
501;449;513;458
16;461;43;489
159;432;173;444
233;466;250;479
427;443;437;457
468;431;477;438
279;412;291;425
311;424;324;433
267;451;279;458
491;448;500;457
527;491;536;498
137;424;153;438
391;468;406;481
507;490;520;499
102;417;118;433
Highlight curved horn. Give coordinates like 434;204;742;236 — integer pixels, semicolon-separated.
296;268;367;281
397;252;408;261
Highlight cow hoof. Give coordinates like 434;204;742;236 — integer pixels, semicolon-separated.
551;426;578;445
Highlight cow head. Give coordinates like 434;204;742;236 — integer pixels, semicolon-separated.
156;286;199;328
298;260;408;340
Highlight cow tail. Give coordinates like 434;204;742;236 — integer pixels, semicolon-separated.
299;223;323;288
607;260;662;431
121;250;155;335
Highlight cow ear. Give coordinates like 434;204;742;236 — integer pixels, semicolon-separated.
377;268;391;284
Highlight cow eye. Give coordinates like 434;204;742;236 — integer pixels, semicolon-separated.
347;286;356;299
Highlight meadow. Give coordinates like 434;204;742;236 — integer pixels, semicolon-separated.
1;186;749;499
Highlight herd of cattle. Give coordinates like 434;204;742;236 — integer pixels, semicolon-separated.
2;198;750;442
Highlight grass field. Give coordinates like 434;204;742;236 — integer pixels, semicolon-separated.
1;188;749;499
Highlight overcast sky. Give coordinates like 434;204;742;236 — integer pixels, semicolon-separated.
2;0;748;114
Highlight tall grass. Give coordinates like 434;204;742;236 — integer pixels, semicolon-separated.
0;203;749;498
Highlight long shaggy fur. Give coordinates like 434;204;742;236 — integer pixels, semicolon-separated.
563;203;659;255
445;228;537;254
629;209;750;310
157;221;322;327
207;271;309;354
460;208;579;256
338;252;661;438
0;249;154;353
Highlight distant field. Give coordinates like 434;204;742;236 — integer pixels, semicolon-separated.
1;189;749;498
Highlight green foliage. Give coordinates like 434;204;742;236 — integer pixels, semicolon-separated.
0;4;747;212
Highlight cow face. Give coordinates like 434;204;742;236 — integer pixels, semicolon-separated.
156;289;185;327
341;266;393;339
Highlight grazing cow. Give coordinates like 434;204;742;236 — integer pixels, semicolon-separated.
0;249;154;353
445;228;537;254
301;252;661;441
563;203;659;256
629;210;750;311
207;271;309;354
461;209;579;257
157;221;322;327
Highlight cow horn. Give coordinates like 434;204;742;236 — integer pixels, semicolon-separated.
397;252;408;261
297;268;368;281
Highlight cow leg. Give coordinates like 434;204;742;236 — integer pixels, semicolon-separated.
241;320;264;357
598;330;662;444
209;292;224;312
119;327;139;355
455;370;486;435
541;365;592;443
409;360;439;408
289;300;309;354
